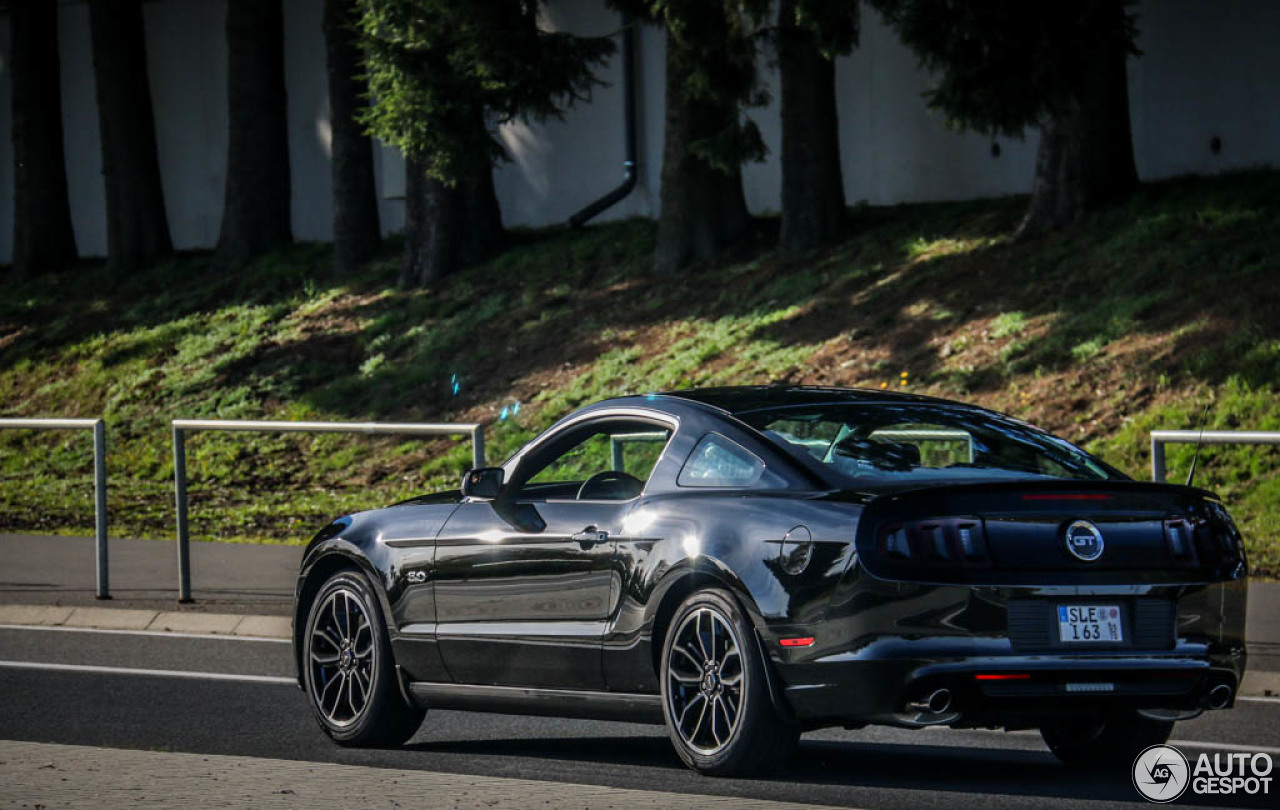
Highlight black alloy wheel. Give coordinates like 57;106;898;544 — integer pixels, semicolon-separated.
660;588;799;775
303;570;424;745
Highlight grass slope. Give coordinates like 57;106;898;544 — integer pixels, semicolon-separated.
2;170;1278;574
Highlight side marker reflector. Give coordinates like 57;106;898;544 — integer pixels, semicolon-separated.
779;637;815;648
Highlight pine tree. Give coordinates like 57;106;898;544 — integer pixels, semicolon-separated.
611;1;770;275
357;0;613;285
89;0;173;276
216;0;293;270
870;0;1140;239
325;0;382;277
776;0;858;255
9;0;78;279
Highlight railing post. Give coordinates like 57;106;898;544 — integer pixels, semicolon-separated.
168;418;483;601
471;425;486;469
92;419;110;600
1151;435;1167;483
610;436;625;472
173;425;193;603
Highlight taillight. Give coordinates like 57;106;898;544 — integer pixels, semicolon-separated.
877;517;989;566
1203;502;1245;559
1163;518;1194;559
1168;507;1240;567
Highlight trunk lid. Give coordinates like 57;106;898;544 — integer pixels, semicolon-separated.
844;479;1245;585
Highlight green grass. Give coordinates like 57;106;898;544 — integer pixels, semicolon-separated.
2;170;1278;575
1091;378;1280;576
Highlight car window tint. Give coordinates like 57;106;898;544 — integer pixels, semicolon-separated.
678;433;764;488
744;404;1116;484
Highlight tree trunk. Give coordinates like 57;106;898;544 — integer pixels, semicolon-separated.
323;0;380;277
401;151;503;288
777;0;846;256
9;0;78;279
401;159;453;288
89;0;173;276
1015;31;1138;240
652;34;750;276
457;158;504;268
216;0;292;270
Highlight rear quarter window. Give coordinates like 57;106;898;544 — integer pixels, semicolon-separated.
678;433;765;488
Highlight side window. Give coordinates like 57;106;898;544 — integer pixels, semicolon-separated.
677;433;764;488
520;421;672;501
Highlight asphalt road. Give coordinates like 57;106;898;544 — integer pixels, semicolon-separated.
1;626;1277;809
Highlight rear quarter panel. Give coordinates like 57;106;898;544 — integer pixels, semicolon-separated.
603;490;862;692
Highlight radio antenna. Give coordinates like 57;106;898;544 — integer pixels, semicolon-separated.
1185;402;1211;487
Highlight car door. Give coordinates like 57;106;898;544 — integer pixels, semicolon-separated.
433;415;674;689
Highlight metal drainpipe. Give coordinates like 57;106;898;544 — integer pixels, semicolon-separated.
568;13;637;228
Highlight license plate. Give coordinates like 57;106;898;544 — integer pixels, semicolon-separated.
1058;604;1123;643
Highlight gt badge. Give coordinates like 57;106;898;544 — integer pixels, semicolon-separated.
1064;520;1105;562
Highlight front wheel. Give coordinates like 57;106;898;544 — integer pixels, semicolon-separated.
1040;711;1174;766
660;589;799;775
303;570;424;746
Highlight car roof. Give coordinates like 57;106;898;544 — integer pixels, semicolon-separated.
654;385;962;416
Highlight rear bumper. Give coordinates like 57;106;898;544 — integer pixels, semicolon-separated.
774;636;1245;727
764;578;1248;729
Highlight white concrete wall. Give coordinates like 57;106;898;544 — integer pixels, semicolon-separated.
1128;0;1280;179
144;0;227;250
58;1;106;258
492;0;660;225
1;0;1277;263
283;0;333;243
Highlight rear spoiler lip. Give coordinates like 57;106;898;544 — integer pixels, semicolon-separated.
814;478;1221;505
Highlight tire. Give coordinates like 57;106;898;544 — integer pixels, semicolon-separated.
1040;711;1174;767
660;588;799;776
302;569;425;746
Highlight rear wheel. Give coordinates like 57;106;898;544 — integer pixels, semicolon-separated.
1040;711;1174;766
660;589;799;775
303;570;424;746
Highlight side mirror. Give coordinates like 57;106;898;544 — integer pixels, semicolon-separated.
461;467;504;500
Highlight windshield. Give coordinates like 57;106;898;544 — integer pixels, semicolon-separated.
739;403;1120;486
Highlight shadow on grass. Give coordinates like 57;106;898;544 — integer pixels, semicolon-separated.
3;171;1279;547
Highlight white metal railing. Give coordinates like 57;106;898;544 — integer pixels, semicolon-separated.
0;418;110;599
609;431;668;471
1150;430;1280;483
171;419;485;602
871;428;975;463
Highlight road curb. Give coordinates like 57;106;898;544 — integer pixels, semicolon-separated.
0;604;290;640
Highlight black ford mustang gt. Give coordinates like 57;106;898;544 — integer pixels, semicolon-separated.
292;386;1248;775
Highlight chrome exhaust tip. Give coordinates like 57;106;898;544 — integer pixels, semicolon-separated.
1207;683;1233;710
907;688;953;716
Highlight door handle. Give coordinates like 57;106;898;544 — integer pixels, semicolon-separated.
573;526;609;547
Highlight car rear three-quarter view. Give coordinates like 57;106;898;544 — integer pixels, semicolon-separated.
291;386;1248;776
